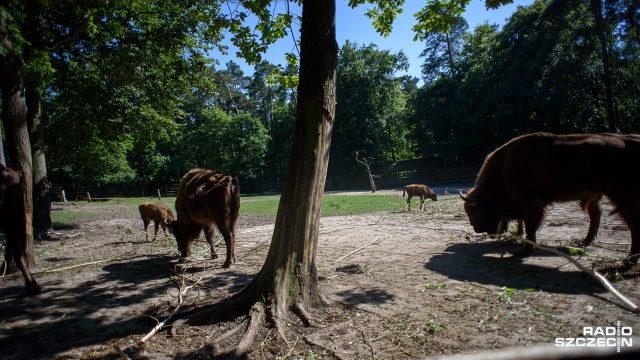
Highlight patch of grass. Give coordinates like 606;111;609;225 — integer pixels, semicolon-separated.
361;262;375;278
423;283;446;290
239;195;281;216
239;194;403;217
322;195;400;215
51;210;92;228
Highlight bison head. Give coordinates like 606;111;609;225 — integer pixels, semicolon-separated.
460;189;502;235
165;219;189;258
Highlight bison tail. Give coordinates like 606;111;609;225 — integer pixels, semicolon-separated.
230;178;241;223
402;188;406;197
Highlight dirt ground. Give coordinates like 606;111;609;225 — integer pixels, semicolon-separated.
1;188;639;359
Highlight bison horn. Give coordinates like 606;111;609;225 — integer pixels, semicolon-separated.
459;191;478;205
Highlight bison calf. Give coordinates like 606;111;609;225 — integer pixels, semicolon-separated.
139;202;175;241
403;184;438;211
167;168;240;268
0;164;41;295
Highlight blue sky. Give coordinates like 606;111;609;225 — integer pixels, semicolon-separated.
211;0;534;80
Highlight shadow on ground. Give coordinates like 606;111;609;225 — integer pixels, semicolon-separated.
0;255;251;360
425;240;604;295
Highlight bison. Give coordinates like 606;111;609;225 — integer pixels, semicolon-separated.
460;132;640;263
138;202;175;241
0;164;41;295
498;194;603;244
167;168;240;268
403;184;438;211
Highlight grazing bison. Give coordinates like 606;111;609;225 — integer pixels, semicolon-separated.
167;168;240;268
403;184;438;211
0;164;41;295
138;202;175;241
460;132;640;263
498;193;603;244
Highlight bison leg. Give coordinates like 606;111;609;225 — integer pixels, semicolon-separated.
581;195;602;245
142;218;150;241
217;224;236;268
614;200;640;264
3;246;41;295
153;220;161;240
419;197;426;211
16;255;42;295
406;196;412;211
516;220;524;236
204;225;219;260
519;211;544;256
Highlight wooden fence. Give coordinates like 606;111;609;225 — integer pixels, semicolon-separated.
50;165;480;200
374;165;480;189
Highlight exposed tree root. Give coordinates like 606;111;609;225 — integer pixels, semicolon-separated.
232;304;264;357
169;292;326;357
293;302;312;327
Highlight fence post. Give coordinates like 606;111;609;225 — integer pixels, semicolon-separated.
61;190;67;202
157;189;162;200
87;192;92;202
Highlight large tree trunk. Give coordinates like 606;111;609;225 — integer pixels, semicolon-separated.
0;16;36;268
27;84;53;236
238;0;337;317
176;1;338;348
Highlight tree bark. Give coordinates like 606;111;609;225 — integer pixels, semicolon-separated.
236;0;338;322
0;15;35;267
27;84;53;236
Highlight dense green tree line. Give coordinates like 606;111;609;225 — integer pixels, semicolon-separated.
410;0;640;165
3;0;640;186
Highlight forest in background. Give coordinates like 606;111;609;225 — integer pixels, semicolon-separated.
4;0;640;188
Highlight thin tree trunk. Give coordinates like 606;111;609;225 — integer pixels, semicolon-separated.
237;0;338;321
591;0;616;132
0;125;6;166
27;84;53;236
0;16;35;267
445;32;456;77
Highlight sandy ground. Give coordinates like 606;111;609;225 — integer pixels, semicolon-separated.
1;189;639;359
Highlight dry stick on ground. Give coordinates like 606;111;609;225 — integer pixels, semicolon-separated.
517;237;639;313
334;237;382;263
113;345;132;360
139;273;204;344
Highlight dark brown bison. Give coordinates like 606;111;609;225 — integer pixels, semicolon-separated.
498;193;602;244
138;202;175;241
460;133;640;263
167;169;240;268
403;184;438;211
0;164;41;295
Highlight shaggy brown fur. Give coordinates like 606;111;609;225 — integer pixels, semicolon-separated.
461;132;640;262
0;164;41;295
138;202;175;241
403;184;438;211
168;168;240;268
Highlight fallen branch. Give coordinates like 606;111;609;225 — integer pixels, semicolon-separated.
518;237;639;313
334;237;382;263
47;231;84;238
139;274;203;344
113;345;131;360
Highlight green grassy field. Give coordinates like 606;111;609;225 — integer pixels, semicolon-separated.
241;194;408;216
50;193;417;226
